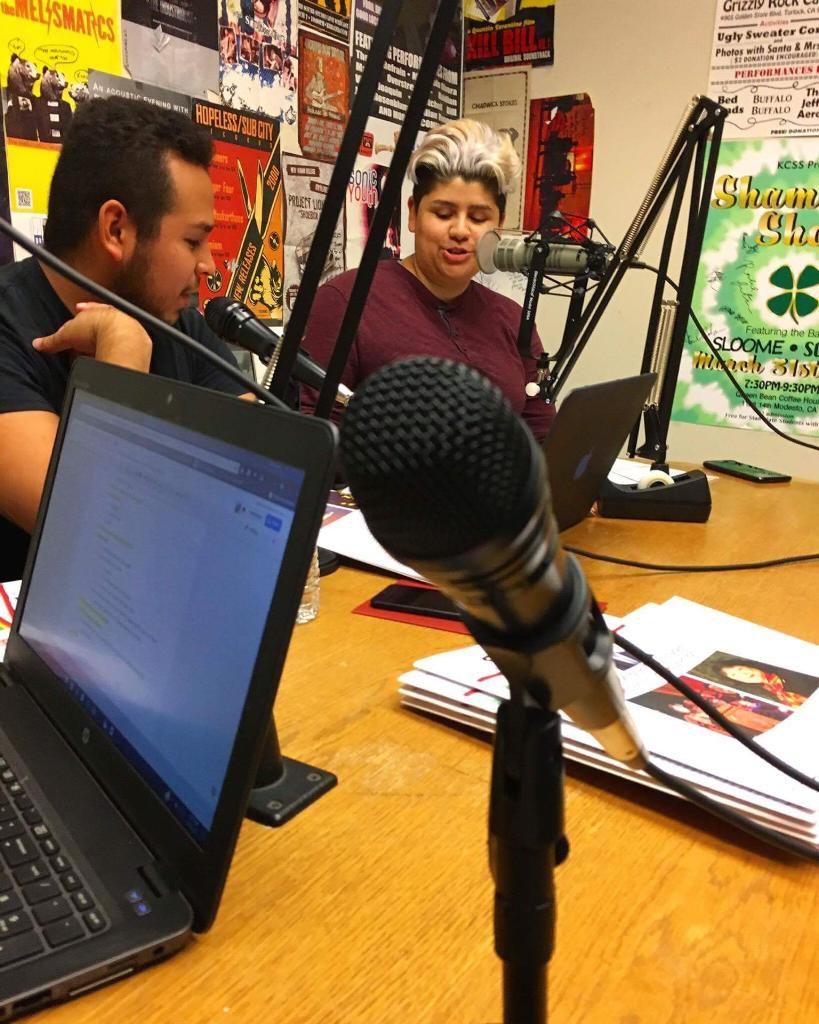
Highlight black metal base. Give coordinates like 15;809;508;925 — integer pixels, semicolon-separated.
598;470;711;523
317;546;341;576
246;755;337;827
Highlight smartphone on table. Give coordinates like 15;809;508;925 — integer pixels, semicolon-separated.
370;583;462;621
702;459;791;483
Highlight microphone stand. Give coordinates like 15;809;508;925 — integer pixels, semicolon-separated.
547;97;727;437
490;694;567;1024
246;716;336;827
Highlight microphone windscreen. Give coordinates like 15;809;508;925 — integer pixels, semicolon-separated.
339;357;541;560
476;230;501;274
203;296;235;337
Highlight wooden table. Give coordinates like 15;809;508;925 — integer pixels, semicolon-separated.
47;474;818;1023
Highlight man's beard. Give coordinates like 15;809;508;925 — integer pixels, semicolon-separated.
112;243;168;323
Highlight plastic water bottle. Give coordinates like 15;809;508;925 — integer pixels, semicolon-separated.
296;546;320;624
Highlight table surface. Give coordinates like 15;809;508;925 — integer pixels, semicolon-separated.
43;473;818;1024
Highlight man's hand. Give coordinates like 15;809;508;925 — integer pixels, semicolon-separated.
33;302;152;372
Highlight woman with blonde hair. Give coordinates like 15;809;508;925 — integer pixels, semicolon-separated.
301;119;554;440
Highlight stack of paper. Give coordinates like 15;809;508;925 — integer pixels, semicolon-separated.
399;598;819;848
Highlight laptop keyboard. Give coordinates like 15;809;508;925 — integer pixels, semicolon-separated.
0;756;107;969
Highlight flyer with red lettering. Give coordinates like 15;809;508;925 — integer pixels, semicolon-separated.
192;99;285;325
465;0;555;72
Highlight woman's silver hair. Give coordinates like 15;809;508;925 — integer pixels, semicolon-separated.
407;118;521;200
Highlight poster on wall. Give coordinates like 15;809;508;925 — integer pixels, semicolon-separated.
192;98;285;324
463;70;529;231
465;0;554;72
121;0;219;99
298;31;349;160
88;70;191;114
1;1;122;251
299;0;351;43
282;154;346;322
523;93;594;236
352;0;461;129
0;117;12;266
346;158;400;266
707;0;819;139
671;138;819;438
218;0;298;150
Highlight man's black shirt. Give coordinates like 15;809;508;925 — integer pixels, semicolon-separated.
0;257;249;581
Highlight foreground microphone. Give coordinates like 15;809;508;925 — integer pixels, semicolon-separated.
340;357;645;766
477;229;592;277
205;298;352;406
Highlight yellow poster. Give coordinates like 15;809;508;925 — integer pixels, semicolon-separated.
1;1;123;244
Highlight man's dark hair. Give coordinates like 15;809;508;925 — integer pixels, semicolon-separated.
44;97;213;256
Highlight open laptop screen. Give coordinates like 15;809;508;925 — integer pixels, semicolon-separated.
18;390;304;845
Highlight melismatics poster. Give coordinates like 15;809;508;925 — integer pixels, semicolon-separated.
523;93;594;236
671;138;819;438
465;0;554;71
1;0;122;250
192;99;284;324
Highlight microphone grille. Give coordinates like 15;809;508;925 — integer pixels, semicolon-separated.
340;357;539;560
203;296;232;335
476;230;500;274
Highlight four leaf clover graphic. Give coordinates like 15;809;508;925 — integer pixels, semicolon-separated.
766;264;819;323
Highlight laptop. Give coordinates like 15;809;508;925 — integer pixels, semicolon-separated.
541;373;655;530
0;359;336;1016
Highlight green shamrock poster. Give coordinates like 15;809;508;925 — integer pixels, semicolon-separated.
672;138;819;437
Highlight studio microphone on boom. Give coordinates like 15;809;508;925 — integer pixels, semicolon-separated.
204;297;353;406
339;357;645;766
477;229;606;278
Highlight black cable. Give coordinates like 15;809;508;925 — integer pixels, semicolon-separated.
565;545;819;573
614;633;819;794
643;759;818;862
632;260;819;454
0;217;283;409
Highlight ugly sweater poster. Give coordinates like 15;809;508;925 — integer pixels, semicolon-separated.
0;1;122;251
671;138;819;438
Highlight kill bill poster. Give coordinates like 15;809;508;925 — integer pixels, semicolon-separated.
352;0;461;129
671;138;819;438
282;154;346;322
523;93;594;236
193;99;285;325
1;0;122;251
708;0;819;139
298;31;349;161
463;70;529;230
465;0;554;72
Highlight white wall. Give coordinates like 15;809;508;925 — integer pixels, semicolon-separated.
528;0;818;481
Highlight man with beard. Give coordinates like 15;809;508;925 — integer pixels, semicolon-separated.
0;97;254;580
